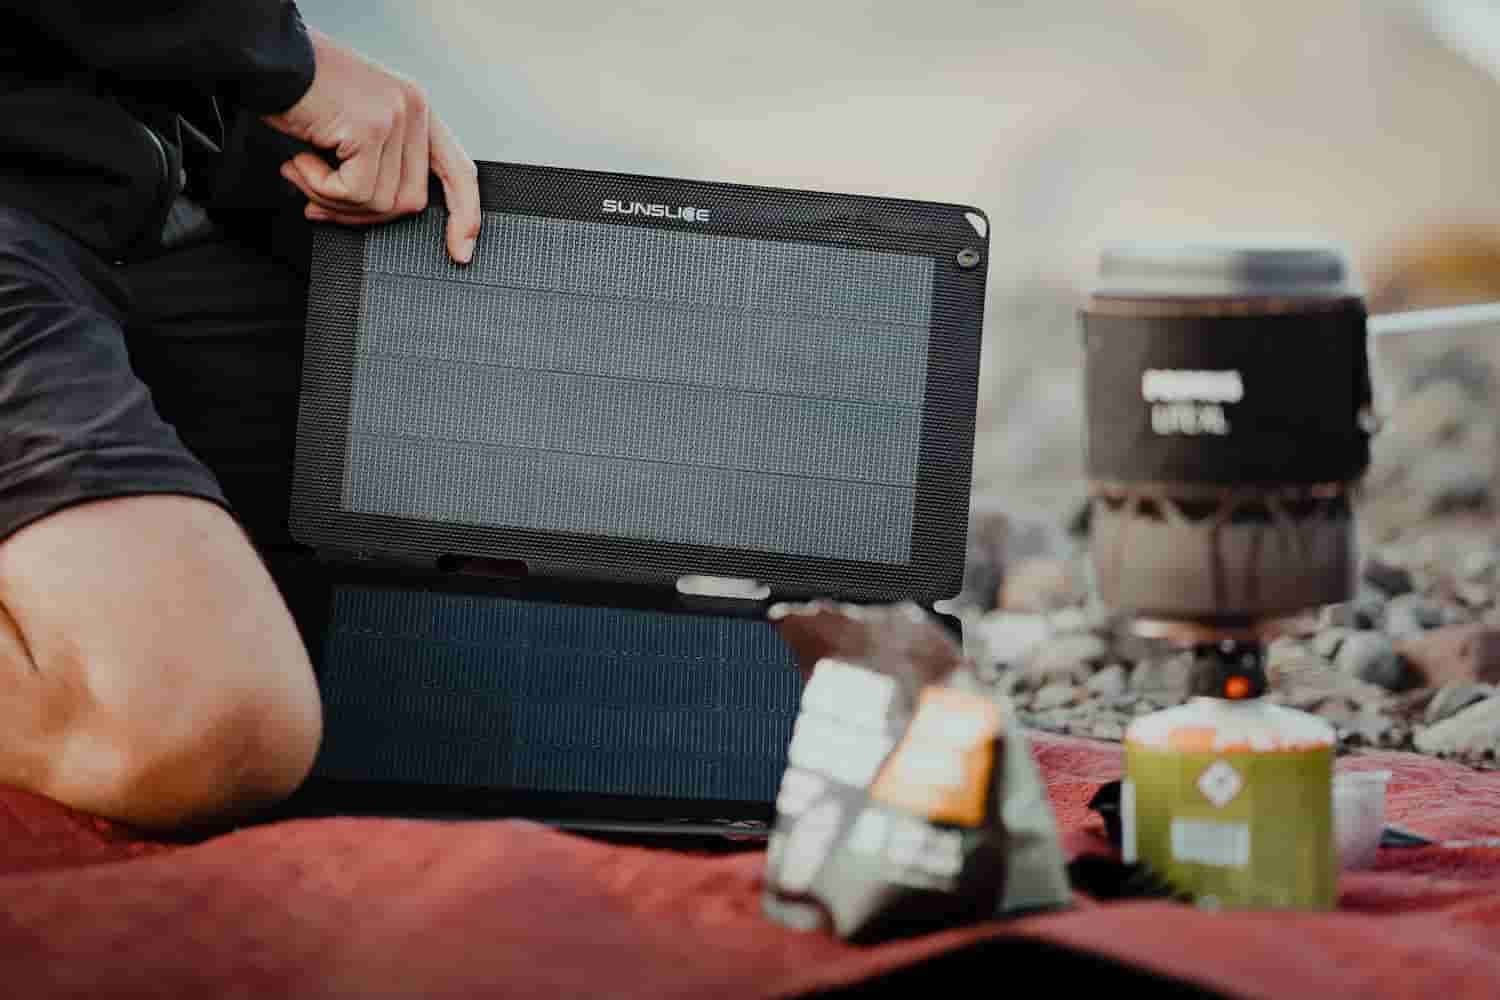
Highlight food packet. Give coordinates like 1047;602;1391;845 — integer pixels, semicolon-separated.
761;600;1072;943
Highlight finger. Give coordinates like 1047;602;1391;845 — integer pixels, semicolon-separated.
304;204;401;227
295;131;386;209
283;158;388;218
394;94;432;216
429;117;481;265
370;109;406;214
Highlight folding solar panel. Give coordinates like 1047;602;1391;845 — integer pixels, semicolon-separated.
291;161;988;602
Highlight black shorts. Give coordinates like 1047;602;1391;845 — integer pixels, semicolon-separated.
0;203;307;551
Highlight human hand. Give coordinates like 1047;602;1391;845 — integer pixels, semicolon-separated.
260;28;481;264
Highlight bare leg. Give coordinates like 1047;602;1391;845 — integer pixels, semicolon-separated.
0;494;321;829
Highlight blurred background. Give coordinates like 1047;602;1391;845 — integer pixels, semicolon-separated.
300;0;1500;553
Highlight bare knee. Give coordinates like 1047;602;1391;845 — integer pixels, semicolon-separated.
0;495;323;829
42;638;323;829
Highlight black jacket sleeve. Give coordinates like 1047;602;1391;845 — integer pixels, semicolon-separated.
13;1;317;113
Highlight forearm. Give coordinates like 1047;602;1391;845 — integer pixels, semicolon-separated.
13;1;315;112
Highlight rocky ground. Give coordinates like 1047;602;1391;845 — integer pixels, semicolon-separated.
957;324;1500;769
963;522;1500;769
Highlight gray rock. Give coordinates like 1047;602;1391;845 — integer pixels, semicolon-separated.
1267;636;1318;669
1356;580;1392;605
1022;713;1067;734
1098;693;1143;712
1334;631;1411;691
1421;454;1491;515
1085;663;1129;698
1089;718;1126;741
1024;633;1108;684
972;612;1050;669
1129;652;1194;697
1032;681;1082;711
1356;597;1388;630
1267;641;1351;693
1314;696;1357;726
1384;593;1445;639
1318;603;1357;629
1278;687;1330;711
1338;710;1400;749
1399;624;1500;688
1458;582;1494;610
1414;695;1500;762
1460;549;1498;583
1000;556;1083;613
1312;627;1353;661
1109;632;1177;666
1063;718;1095;737
1424;682;1496;726
1363;559;1415;597
1382;378;1474;449
1047;606;1106;636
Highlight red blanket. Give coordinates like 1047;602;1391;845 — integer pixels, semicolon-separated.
2;735;1497;998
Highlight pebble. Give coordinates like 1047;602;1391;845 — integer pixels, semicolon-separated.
1031;681;1081;711
1085;663;1129;698
1334;631;1411;691
1108;633;1179;671
1424;682;1495;726
1065;718;1096;738
1421;455;1491;515
1398;624;1500;687
1024;633;1108;684
1090;719;1126;741
999;557;1083;613
1460;549;1497;582
1312;627;1352;661
1363;558;1415;597
1314;697;1357;726
1130;652;1194;696
1458;582;1493;610
1047;605;1115;637
1414;695;1500;762
1384;593;1445;639
972;612;1050;668
1338;710;1400;749
997;510;1500;764
1318;602;1381;630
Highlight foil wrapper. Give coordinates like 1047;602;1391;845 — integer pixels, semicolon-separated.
762;600;1072;942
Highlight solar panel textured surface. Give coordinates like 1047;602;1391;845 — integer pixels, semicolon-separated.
314;584;801;802
293;162;986;602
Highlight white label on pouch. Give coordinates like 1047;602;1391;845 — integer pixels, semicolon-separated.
1197;760;1245;808
1171;818;1251;868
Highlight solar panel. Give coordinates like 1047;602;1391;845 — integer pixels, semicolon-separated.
292;162;987;602
312;582;801;804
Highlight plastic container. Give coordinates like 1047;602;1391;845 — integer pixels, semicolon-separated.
1124;696;1337;910
1333;769;1391;871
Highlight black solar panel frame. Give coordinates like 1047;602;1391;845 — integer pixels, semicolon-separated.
291;161;986;603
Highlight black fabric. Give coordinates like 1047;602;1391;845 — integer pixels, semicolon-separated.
0;2;315;258
0;202;309;548
1082;304;1371;485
